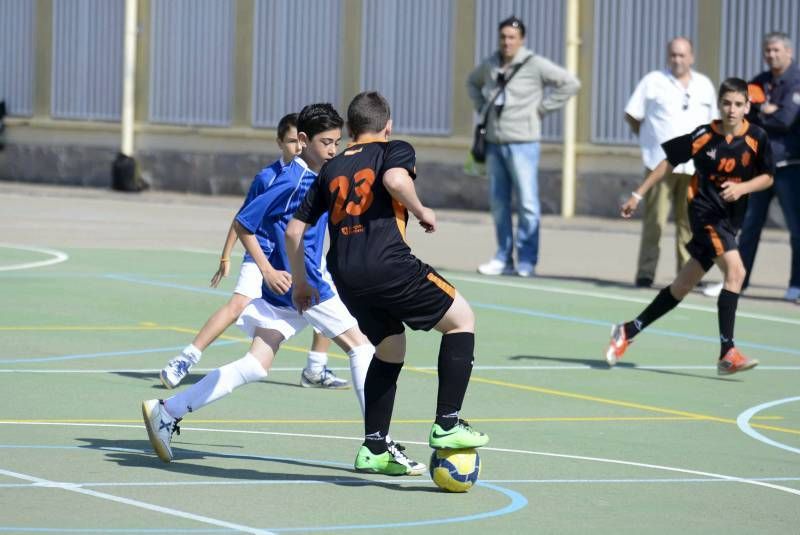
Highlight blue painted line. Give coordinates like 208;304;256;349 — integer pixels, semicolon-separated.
0;340;241;364
472;302;800;356
101;273;800;356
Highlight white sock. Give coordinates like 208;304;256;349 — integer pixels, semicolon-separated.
164;353;267;419
183;343;202;364
347;345;373;417
306;351;327;375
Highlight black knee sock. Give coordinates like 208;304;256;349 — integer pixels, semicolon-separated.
363;357;403;455
624;286;681;339
718;289;739;358
435;332;475;430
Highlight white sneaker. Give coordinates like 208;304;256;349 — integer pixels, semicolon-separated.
385;437;426;476
300;367;350;389
160;354;196;389
477;259;514;276
784;286;800;301
702;282;724;298
141;399;180;462
516;261;535;277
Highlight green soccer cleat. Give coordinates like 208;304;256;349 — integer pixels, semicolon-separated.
354;445;409;476
429;419;489;450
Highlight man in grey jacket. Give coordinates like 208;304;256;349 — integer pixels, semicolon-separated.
468;16;580;277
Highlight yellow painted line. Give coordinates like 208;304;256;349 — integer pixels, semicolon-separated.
404;365;800;436
0;416;720;425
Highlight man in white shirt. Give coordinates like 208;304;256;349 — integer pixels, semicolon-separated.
625;37;717;287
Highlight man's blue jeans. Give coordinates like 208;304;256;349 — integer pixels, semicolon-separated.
738;164;800;289
486;141;541;267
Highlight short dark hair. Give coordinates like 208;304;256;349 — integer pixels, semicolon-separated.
277;113;297;141
347;91;391;138
297;103;343;141
498;15;525;37
718;77;748;101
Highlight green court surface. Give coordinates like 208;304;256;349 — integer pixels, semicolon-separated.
1;245;799;534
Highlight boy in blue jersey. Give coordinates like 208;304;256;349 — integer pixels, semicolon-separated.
142;103;425;475
160;113;346;391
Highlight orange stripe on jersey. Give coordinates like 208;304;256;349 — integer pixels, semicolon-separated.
744;135;758;154
691;132;713;155
705;225;725;256
427;272;456;298
687;174;699;202
392;199;407;242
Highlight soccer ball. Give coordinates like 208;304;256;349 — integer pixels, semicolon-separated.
429;448;481;492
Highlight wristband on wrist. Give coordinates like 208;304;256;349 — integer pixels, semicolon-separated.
631;191;644;201
220;258;230;262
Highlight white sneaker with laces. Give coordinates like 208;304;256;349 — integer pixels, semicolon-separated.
300;367;350;389
142;399;181;462
702;282;724;298
784;286;800;302
385;437;426;475
160;354;197;389
477;259;514;276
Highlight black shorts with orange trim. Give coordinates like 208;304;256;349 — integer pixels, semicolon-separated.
686;210;739;271
336;265;456;346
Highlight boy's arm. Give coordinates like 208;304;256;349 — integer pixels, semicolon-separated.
210;219;239;288
620;159;673;218
285;218;319;312
233;220;291;295
720;173;773;202
383;168;436;232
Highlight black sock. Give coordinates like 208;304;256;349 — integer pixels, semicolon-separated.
435;332;475;430
718;289;739;358
363;357;403;455
624;286;681;339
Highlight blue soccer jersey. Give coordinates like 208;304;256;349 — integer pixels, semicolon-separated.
235;157;332;308
240;158;289;262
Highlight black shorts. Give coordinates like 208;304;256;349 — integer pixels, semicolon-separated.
337;265;456;346
686;212;738;271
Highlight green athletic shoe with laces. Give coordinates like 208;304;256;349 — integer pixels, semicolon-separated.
429;419;489;449
354;445;408;476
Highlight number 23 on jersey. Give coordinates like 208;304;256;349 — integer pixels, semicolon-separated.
329;168;376;224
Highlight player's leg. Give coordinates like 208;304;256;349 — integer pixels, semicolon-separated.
606;257;707;366
143;327;283;462
713;249;758;375
428;291;489;449
161;261;261;388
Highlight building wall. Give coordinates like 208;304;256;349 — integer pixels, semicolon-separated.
1;0;797;217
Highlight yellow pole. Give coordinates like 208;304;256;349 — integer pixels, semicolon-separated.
121;0;138;156
561;0;580;218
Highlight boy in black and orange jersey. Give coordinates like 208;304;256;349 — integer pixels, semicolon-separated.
607;78;775;375
285;91;488;475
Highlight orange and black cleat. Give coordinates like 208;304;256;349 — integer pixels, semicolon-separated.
605;323;631;367
717;348;759;375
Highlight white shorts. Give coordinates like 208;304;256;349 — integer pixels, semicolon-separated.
233;261;262;299
235;294;358;341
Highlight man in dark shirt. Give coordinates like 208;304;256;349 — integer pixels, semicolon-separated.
733;32;800;301
606;78;775;375
286;91;489;475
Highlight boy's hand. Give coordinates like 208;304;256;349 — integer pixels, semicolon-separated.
263;269;292;295
292;280;320;313
720;181;746;202
417;206;436;233
620;195;640;218
209;260;230;288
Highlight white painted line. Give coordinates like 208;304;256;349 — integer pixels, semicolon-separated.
447;274;800;326
0;466;275;534
737;396;800;456
0;244;69;272
3;421;800;498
